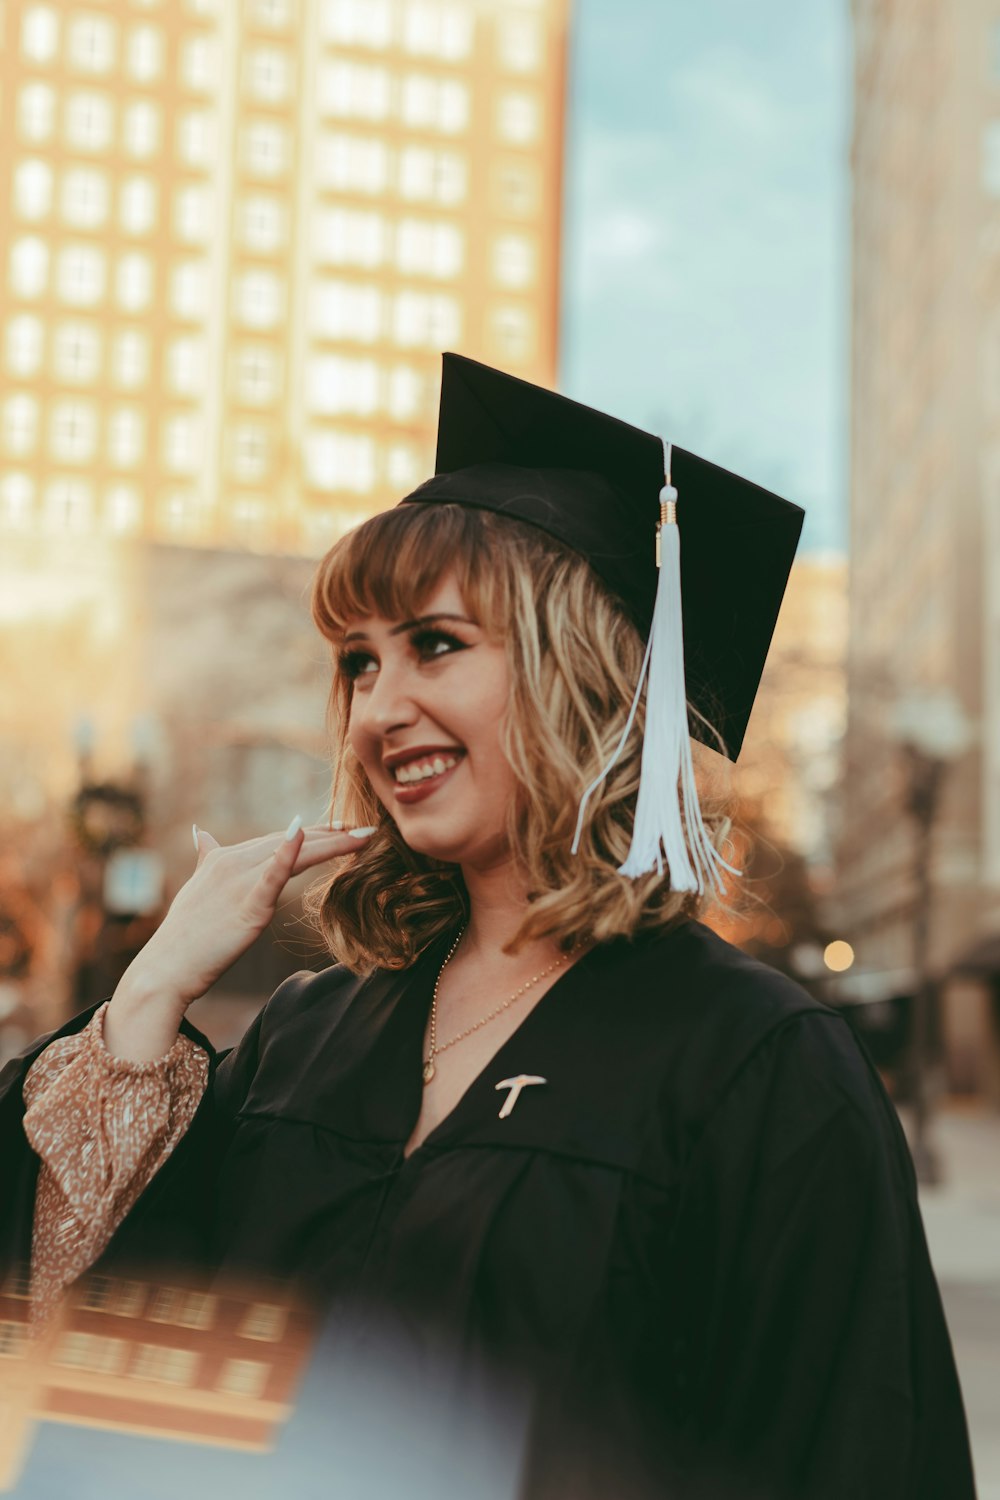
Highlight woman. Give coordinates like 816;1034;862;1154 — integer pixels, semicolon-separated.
1;358;976;1499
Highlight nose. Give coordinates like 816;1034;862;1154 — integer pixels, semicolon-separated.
354;655;421;739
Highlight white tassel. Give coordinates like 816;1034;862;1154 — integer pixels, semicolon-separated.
571;446;741;894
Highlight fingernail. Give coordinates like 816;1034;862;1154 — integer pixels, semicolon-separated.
348;825;376;839
331;819;344;830
284;814;303;841
192;823;200;853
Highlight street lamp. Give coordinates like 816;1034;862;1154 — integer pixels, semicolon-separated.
888;689;975;1185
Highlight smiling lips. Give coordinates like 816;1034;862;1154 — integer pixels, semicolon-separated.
391;751;465;784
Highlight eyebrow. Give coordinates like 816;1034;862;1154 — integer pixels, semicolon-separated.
342;612;475;644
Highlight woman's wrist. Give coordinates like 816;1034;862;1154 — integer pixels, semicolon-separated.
104;964;192;1062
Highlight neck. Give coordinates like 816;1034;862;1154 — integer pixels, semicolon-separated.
456;856;572;969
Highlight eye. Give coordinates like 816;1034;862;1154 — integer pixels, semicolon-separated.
337;628;467;684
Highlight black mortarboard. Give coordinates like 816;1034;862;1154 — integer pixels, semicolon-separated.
397;353;805;891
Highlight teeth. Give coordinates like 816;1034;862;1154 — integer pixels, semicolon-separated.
395;754;459;784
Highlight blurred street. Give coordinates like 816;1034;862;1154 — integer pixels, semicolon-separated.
904;1104;1000;1499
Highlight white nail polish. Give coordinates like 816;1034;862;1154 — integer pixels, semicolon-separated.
331;819;344;830
284;814;303;841
349;825;377;839
192;824;200;853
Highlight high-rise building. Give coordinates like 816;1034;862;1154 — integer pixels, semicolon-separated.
0;0;568;555
837;0;1000;1092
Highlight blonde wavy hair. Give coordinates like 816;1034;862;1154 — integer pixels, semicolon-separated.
306;501;737;976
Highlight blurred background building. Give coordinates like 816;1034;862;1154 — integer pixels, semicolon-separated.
0;0;568;1053
832;0;1000;1102
0;0;566;549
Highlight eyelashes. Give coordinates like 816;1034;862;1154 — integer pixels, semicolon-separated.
337;628;467;683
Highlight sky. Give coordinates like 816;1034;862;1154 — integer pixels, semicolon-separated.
562;0;851;556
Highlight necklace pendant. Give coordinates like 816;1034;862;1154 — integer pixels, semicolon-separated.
422;1058;436;1084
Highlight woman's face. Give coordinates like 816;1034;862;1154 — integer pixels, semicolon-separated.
341;571;516;871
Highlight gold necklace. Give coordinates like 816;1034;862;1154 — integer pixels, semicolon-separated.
422;924;577;1085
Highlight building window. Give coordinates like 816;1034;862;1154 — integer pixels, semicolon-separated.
174;185;212;244
21;6;60;64
386;443;420;488
322;0;393;47
124;101;161;158
66;92;115;153
235;270;284;328
43;477;93;532
120;177;158;236
244;47;292;102
67;14;118;74
171;261;209;321
18;84;56;143
314;208;386;267
112;329;149;388
167;337;207;395
147;1285;209;1324
231;495;269;544
316;133;389;194
127;24;163;82
497;91;540;146
234;345;281;405
306;354;380;415
10;238;50;300
54;321;102;383
497;15;542;72
392;290;461;348
0;1321;28;1358
3;395;39;456
51;400;97;463
14;160;53;222
239;1302;288;1341
159;491;203;536
243;121;290;178
164;417;206;476
57;245;106;307
177;111;215;168
132;1344;200;1384
216;1358;269;1397
107;407;145;467
490;304;535;361
493;161;538;218
105;485;142;534
402;2;473;61
398;146;466;206
54;1332;127;1373
305;430;376;492
229;421;269;480
0;475;35;529
387;363;424;420
246;0;292;26
317;61;391;120
396;219;463;278
6;316;44;377
239;195;286;252
61;168;110;230
492;233;536;289
180;35;217;91
400;75;468;134
116;253;153;312
312;280;383;342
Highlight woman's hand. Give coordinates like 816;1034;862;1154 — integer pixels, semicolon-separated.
104;819;375;1061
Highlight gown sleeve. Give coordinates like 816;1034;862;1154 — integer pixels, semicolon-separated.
0;989;273;1295
21;1000;209;1327
670;1009;977;1500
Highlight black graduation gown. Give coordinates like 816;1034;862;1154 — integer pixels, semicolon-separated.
0;918;977;1500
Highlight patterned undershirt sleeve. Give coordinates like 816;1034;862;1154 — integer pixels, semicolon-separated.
22;1001;209;1330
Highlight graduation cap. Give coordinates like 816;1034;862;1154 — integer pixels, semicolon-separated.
397;353;804;893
